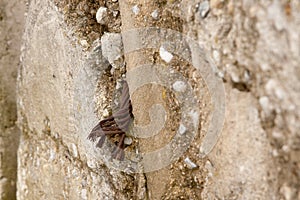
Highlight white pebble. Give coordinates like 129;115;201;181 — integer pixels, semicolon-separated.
280;184;294;200
103;108;110;117
217;71;224;78
265;79;276;94
259;96;271;112
132;5;140;15
260;63;271;71
112;10;119;17
70;143;78;157
96;7;108;25
178;124;187;135
110;67;115;75
81;189;87;200
282;145;289;152
230;71;239;82
151;9;159;19
80;39;89;47
72;168;79;177
199;1;210;18
114;99;119;106
49;149;56;161
159;46;173;63
101;32;123;69
184;157;197;169
212;49;220;63
275;87;285;100
272;131;283;139
87;159;97;168
189;110;199;127
243;70;250;82
172;81;187;92
205;160;213;171
272;149;279;157
124;137;133;145
116;81;122;90
239;165;245;172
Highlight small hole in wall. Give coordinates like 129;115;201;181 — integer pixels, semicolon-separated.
231;81;250;92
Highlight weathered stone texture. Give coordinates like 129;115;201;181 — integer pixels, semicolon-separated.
9;0;300;199
183;1;300;199
0;0;25;199
17;1;133;199
202;89;277;199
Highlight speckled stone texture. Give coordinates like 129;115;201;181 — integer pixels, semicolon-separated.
10;0;300;199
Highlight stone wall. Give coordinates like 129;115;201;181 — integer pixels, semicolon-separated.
0;0;299;199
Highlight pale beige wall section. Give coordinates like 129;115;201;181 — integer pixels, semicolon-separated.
202;88;277;199
17;0;133;199
0;1;25;199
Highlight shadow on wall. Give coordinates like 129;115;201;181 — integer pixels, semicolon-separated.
0;0;25;199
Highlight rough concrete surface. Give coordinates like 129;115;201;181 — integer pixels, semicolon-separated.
202;89;277;199
0;0;299;199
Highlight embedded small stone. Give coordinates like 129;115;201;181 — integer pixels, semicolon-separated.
132;5;140;15
116;81;122;90
178;124;187;135
243;70;250;82
212;49;220;63
124;137;133;145
49;149;56;161
151;9;159;19
172;81;187;92
87;159;97;168
280;184;294;200
110;67;115;75
272;131;284;139
184;157;197;169
103;108;110;117
159;46;173;63
230;71;240;83
199;1;210;18
272;149;279;157
80;39;89;47
70;143;78;157
217;71;224;78
205;160;213;171
96;7;108;25
260;63;271;71
81;189;87;200
259;96;269;107
282;145;289;152
101;32;124;69
259;96;272;116
112;10;119;18
189;110;199;127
